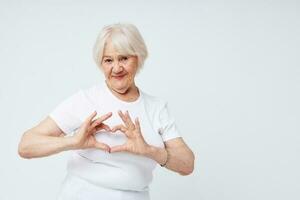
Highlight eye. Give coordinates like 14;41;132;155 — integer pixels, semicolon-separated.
120;56;128;61
104;59;112;63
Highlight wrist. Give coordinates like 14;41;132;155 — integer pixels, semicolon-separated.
160;148;168;167
64;136;79;150
145;145;168;166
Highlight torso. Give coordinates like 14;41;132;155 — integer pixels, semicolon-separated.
66;81;164;191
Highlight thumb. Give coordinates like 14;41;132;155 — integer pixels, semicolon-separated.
80;111;97;130
86;111;97;124
94;142;111;152
110;145;127;153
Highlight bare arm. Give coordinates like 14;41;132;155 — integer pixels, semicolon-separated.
18;112;112;159
18;117;76;158
145;137;195;176
108;111;195;176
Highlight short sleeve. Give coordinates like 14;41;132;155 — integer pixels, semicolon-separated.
49;90;85;135
157;102;181;141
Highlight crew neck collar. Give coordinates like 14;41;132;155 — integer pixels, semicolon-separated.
100;81;142;105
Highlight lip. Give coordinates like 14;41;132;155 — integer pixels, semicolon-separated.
112;74;126;80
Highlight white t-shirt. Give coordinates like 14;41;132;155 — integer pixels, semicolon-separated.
49;81;181;192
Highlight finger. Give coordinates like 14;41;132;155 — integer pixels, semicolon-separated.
88;126;98;135
91;112;113;128
85;111;97;125
111;125;128;135
91;118;100;127
118;110;134;129
125;110;135;129
93;124;112;135
82;111;97;132
134;117;141;132
110;145;127;153
94;142;111;152
92;119;111;130
99;123;112;132
118;110;129;127
90;112;112;130
96;112;113;124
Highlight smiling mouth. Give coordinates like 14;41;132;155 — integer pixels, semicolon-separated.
112;74;126;80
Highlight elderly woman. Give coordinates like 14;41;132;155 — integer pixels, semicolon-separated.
18;23;195;200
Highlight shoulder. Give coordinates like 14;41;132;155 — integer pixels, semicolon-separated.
56;85;98;117
141;90;168;119
62;86;96;105
54;89;84;106
141;90;167;109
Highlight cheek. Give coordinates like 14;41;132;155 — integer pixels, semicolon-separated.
125;61;138;77
101;65;112;78
123;68;136;82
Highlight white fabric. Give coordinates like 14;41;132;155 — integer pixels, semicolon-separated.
49;81;181;194
57;173;150;200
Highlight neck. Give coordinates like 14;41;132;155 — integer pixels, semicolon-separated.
105;81;140;102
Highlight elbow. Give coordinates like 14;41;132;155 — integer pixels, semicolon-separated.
18;133;33;159
179;162;194;176
18;145;32;159
179;167;194;176
18;141;32;159
179;151;195;176
18;148;28;159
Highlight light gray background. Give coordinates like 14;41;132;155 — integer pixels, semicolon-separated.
0;0;299;200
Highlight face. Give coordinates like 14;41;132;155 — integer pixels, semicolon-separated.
100;40;139;94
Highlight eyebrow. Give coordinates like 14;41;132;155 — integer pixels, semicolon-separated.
103;55;129;58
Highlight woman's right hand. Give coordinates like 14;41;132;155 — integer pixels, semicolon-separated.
71;111;112;152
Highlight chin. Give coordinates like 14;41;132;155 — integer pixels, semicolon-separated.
111;80;129;93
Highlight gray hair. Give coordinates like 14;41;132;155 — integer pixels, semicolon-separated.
93;23;148;70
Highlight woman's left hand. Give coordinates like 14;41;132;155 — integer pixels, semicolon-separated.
110;110;150;155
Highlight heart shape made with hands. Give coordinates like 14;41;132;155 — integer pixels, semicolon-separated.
75;110;149;155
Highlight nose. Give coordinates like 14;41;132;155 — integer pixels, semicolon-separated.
112;61;123;73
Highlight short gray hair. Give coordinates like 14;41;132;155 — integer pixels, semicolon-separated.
93;23;148;70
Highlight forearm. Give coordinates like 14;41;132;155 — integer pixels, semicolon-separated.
18;132;75;159
144;145;168;166
145;145;195;175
